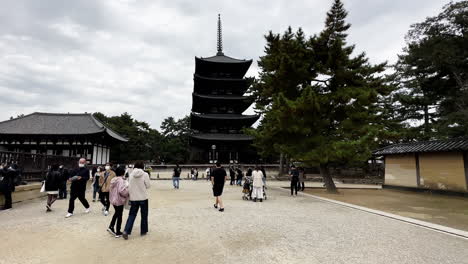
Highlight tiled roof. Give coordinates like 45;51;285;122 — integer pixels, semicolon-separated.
191;133;254;141
196;55;251;64
0;112;128;142
373;138;468;155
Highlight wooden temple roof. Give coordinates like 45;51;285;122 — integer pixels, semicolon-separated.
0;112;128;142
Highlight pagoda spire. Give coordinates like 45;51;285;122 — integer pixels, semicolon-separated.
217;14;224;56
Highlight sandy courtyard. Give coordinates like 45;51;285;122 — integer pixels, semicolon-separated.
1;180;468;264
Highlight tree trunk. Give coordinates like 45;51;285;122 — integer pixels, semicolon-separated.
423;104;430;136
319;163;338;193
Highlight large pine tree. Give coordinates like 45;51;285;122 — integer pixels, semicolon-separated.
252;0;392;192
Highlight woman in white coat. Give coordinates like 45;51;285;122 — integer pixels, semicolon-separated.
251;166;264;202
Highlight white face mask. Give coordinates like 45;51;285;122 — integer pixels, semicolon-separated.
105;166;111;170
78;163;85;168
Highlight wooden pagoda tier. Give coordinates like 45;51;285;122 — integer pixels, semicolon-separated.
191;93;254;114
190;113;259;132
195;56;252;79
193;74;250;96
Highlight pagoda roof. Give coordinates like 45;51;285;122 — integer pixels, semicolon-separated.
193;93;252;101
191;113;259;121
191;133;254;141
196;55;252;64
194;73;248;82
0;112;128;142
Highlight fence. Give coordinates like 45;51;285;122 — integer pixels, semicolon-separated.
0;151;79;182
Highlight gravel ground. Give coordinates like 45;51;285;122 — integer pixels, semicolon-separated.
1;180;468;264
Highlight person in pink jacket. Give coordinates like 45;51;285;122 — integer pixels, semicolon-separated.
107;166;129;238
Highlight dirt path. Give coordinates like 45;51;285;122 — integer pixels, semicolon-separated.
1;181;468;264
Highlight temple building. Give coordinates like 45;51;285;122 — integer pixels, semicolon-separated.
0;112;128;164
190;15;259;163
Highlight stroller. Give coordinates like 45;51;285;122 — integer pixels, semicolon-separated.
242;177;251;200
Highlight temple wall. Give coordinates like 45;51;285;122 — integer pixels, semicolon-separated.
419;152;467;192
384;154;418;187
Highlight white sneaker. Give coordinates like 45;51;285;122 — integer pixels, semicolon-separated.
85;208;90;214
104;210;109;216
65;213;73;218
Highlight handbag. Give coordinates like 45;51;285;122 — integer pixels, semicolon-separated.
40;181;46;193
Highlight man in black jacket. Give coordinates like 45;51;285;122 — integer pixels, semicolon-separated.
66;158;90;218
0;163;18;210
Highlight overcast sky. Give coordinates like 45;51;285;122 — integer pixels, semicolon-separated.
0;0;449;130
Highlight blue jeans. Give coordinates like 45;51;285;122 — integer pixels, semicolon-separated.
172;177;180;189
124;200;148;235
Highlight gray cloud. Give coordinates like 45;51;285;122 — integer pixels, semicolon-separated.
0;0;450;128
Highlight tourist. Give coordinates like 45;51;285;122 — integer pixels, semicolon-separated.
211;162;227;212
298;167;306;191
108;166;129;238
0;163;18;210
66;158;90;218
229;166;236;185
251;166;264;202
194;168;198;180
58;165;69;199
92;166;102;202
172;164;181;189
261;165;267;189
99;163;116;216
236;166;243;186
190;167;195;180
289;165;299;196
123;161;151;240
44;164;62;212
205;167;211;181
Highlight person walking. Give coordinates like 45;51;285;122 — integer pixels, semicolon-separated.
229;166;236;185
58;165;69;199
66;158;90;217
92;166;102;202
251;166;265;202
193;168;198;181
289;165;299;196
99;163;115;216
205;167;211;181
0;163;18;210
44;164;62;212
211;162;227;212
236;167;243;186
108;166;129;238
172;164;181;189
298;167;306;191
122;161;151;240
260;166;267;189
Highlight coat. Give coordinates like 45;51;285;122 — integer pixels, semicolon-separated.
70;167;90;193
99;170;116;192
128;168;151;201
109;176;129;206
252;170;264;188
44;170;61;192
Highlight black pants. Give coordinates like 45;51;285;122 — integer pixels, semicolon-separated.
100;191;110;211
230;176;235;185
68;190;89;213
291;180;298;195
110;205;124;234
59;181;67;199
1;189;12;209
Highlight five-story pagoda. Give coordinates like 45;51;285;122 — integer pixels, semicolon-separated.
190;15;259;164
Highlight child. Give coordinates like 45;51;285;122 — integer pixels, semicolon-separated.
108;166;129;238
